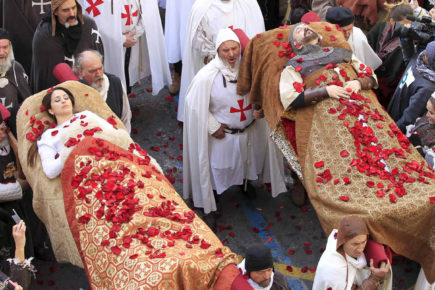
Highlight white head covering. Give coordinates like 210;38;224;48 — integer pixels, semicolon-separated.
432;91;435;99
215;28;240;53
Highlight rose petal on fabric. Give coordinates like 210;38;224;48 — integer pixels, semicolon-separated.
286;266;293;272
295;66;302;72
343;177;351;185
339;195;350;202
314;161;324;168
330;35;337;41
389;194;397;203
267;237;274;243
273;41;281;47
309;266;316;273
333;179;339;185
366;181;375;188
325;26;332;31
429;196;435;203
51;130;59;136
340;150;349;157
301;266;308;273
376;190;385;198
40;105;46;112
215;248;224;258
129;254;139;259
228;232;235;238
277;33;283;39
111;246;121;255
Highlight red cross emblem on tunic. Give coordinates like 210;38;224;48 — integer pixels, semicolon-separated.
230;99;252;122
122;4;138;26
85;0;104;17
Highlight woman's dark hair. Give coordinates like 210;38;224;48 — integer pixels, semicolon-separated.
27;87;75;167
42;87;75;122
290;7;310;25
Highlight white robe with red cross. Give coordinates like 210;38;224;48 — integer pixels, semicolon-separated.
79;0;171;94
183;57;286;214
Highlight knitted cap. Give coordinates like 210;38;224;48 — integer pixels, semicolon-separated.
244;244;274;276
326;6;355;27
0;28;10;41
425;41;435;71
51;0;84;36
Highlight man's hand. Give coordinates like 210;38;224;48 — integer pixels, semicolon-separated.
344;80;361;94
369;259;390;280
212;124;227;139
123;31;137;47
326;85;351;99
253;108;264;119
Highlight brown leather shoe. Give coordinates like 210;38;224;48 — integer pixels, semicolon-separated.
168;72;181;95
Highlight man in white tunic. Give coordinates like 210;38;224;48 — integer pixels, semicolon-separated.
313;216;392;290
178;0;265;121
326;6;382;71
183;28;286;217
78;0;171;95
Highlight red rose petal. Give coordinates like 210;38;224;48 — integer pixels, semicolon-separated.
314;161;324;168
430;196;435;203
301;266;308;273
228;232;235;238
40;105;46;112
51;130;59;136
339;195;350;202
252;227;260;233
325;26;332;31
295;66;302;72
340;150;349;157
288;249;295;255
267;237;274;243
146;88;152;92
286;266;293;272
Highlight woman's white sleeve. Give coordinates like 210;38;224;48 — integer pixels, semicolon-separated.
38;136;62;179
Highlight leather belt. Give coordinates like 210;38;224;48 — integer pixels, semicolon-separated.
223;120;255;134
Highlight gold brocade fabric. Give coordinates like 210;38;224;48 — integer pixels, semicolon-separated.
61;138;237;289
295;64;435;283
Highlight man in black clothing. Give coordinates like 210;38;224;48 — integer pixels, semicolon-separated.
30;0;104;93
75;50;131;133
387;40;435;132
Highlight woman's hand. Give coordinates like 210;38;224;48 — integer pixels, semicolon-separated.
13;220;26;262
344;80;361;94
326;85;351;99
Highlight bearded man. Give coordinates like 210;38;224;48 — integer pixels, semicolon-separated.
0;29;31;136
183;28;286;223
31;0;104;93
75;50;131;133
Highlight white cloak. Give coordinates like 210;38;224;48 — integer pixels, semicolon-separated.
415;268;435;290
164;0;195;63
348;27;382;71
177;0;265;121
182;58;286;214
79;0;171;94
313;230;392;290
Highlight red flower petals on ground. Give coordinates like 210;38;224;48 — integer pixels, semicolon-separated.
288;249;295;255
286;266;293;272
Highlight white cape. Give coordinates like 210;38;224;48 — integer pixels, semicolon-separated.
313;230;392;290
182;58;286;214
177;0;265;121
164;0;195;63
79;0;171;95
415;268;435;290
348;27;382;71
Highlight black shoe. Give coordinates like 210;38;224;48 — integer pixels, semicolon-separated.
240;182;256;200
202;213;217;232
290;181;306;207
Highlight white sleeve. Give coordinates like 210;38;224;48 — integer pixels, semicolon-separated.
208;112;221;135
192;17;216;61
37;132;62;179
0;181;22;202
121;84;132;133
279;65;304;111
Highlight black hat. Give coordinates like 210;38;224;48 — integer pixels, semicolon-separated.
245;244;274;276
326;7;355;27
0;29;10;41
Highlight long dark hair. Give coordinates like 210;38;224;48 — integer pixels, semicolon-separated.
27;87;75;167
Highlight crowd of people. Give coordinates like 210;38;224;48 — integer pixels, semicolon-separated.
0;0;435;289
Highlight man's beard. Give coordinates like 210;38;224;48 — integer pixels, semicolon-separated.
91;76;104;92
300;29;320;46
0;49;14;75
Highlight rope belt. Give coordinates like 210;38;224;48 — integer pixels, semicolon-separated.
223;120;255;135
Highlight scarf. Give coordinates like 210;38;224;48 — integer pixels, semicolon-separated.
56;19;82;56
416;52;435;82
215;55;240;82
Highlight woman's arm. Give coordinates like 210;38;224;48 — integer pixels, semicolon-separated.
37;133;62;179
